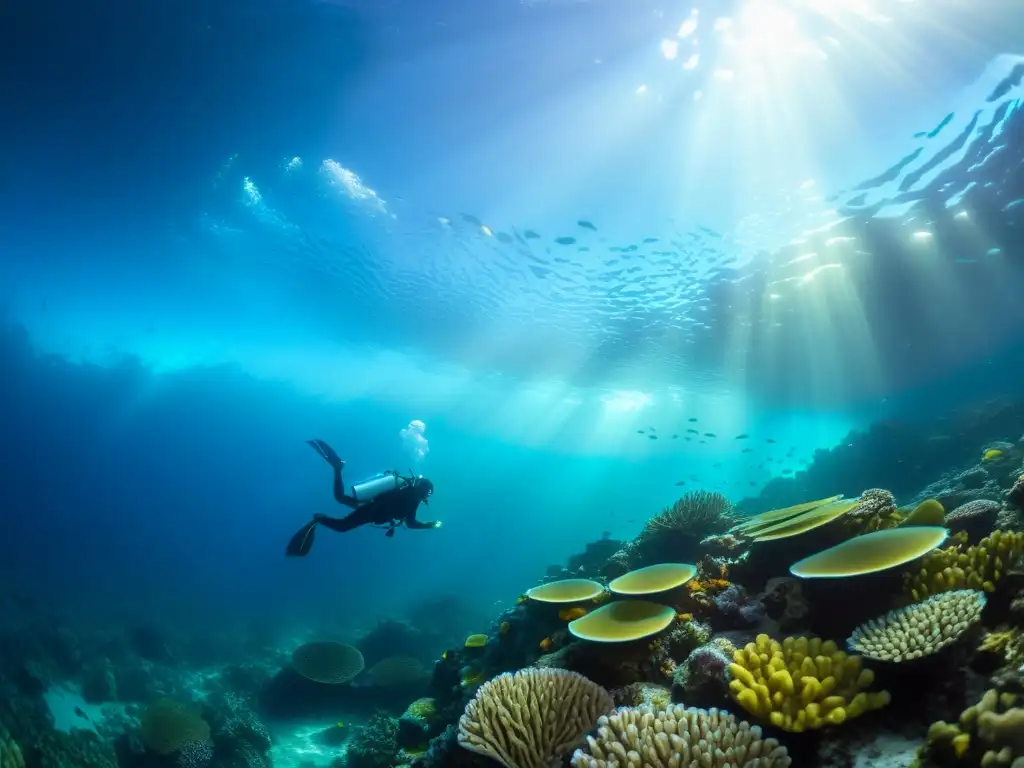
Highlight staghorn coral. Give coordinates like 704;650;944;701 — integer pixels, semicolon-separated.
570;704;791;768
848;590;986;662
140;698;212;756
458;668;614;768
727;634;890;731
904;530;1024;601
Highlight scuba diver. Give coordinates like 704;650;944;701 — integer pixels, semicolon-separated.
285;439;441;557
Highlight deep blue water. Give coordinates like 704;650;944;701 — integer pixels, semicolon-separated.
1;0;1023;638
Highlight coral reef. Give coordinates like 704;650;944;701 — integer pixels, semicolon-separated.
571;704;791;768
457;669;614;768
727;634;891;731
905;530;1024;601
848;590;986;662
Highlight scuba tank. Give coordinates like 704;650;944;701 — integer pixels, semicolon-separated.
351;471;403;503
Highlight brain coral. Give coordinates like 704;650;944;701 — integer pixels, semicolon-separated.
848;590;986;662
571;704;791;768
140;699;211;756
458;668;614;768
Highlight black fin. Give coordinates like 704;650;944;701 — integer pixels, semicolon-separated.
305;439;342;469
286;520;318;557
385;527;396;538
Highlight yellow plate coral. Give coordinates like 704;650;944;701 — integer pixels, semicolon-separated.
568;600;676;643
751;499;860;542
526;579;606;603
728;634;890;732
790;526;948;578
608;563;697;595
731;495;843;533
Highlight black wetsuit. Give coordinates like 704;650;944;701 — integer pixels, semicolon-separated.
286;439;438;557
318;482;438;532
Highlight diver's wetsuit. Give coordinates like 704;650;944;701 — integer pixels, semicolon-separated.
286;439;438;557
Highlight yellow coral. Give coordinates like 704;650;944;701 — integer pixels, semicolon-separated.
926;689;1024;767
904;530;1024;602
727;634;890;732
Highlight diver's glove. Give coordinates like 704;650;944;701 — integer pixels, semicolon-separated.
313;513;328;523
432;521;442;529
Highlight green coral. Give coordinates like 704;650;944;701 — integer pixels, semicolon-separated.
904;530;1024;602
140;698;211;755
924;689;1024;766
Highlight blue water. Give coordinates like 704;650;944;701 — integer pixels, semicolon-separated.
1;0;1023;646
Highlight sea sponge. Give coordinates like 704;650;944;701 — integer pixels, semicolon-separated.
847;590;986;662
568;601;676;643
140;698;212;755
457;668;614;768
904;530;1024;601
791;526;948;578
291;641;365;684
608;563;696;595
571;704;791;768
526;579;606;603
727;634;890;732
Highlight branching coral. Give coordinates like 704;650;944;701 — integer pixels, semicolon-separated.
634;492;735;564
457;668;614;768
904;530;1024;601
925;689;1024;767
727;634;890;732
848;590;986;662
571;704;791;768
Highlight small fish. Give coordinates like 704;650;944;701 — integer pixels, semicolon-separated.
578;220;598;231
75;707;89;720
559;606;588;621
782;469;793;475
735;434;749;440
555;236;577;245
648;434;658;440
675;481;686;486
649;426;657;431
671;434;678;439
765;438;776;444
704;432;717;438
982;449;1003;462
637;429;646;434
742;448;752;453
684;437;691;442
688;418;698;422
686;429;699;435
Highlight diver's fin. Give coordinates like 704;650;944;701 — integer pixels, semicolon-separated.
385;527;396;538
286;520;318;557
305;439;343;469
